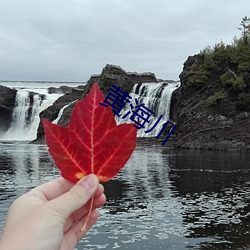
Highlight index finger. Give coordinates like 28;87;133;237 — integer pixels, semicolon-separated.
34;177;74;201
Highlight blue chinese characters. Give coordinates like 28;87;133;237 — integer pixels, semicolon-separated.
100;85;177;145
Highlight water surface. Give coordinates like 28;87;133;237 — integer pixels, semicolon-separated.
0;140;250;249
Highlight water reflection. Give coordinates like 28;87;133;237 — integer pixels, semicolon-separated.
0;142;250;249
83;145;188;249
169;150;250;249
0;143;57;190
0;142;58;230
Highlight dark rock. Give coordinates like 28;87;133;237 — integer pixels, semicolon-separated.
86;64;158;97
47;85;84;94
0;85;17;133
173;55;250;151
235;112;249;121
36;88;85;140
48;86;71;94
178;54;204;87
170;87;181;122
26;92;46;125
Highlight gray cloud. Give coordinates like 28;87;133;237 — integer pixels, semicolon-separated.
0;0;249;81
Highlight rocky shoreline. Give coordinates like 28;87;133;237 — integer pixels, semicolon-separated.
1;61;249;151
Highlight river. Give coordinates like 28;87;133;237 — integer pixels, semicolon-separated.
0;139;250;249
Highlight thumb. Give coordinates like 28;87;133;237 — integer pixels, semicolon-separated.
47;174;99;219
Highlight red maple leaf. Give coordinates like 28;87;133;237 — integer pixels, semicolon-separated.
42;82;137;183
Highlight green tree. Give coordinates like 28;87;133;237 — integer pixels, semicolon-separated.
238;16;250;44
206;91;228;106
185;16;250;111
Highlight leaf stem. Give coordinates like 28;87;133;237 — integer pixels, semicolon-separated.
80;196;94;232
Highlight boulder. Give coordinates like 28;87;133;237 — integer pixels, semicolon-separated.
86;64;158;96
0;85;17;132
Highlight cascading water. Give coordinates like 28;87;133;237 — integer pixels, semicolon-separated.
0;80;178;141
1;89;62;141
7;90;31;137
52;100;78;124
116;81;180;137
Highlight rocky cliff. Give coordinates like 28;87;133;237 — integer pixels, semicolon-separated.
86;64;158;96
0;85;17;133
35;64;159;140
173;54;250;150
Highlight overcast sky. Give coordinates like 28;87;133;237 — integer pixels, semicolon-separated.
0;0;249;82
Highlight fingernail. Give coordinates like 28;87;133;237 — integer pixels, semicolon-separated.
78;174;98;191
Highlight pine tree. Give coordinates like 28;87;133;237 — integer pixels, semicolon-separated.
238;16;250;44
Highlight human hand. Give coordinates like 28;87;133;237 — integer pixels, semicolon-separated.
0;174;106;250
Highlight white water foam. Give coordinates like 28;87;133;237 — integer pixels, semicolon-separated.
52;100;78;124
116;81;180;137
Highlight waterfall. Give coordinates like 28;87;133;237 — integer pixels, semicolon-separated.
1;89;62;141
116;81;180;137
0;81;178;141
8;90;31;136
52;100;78;124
